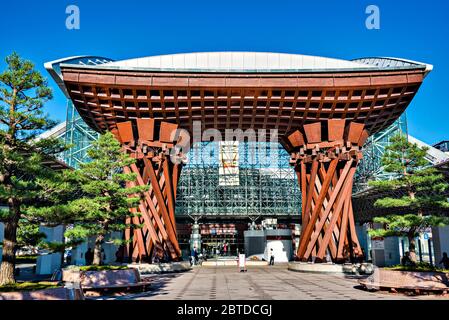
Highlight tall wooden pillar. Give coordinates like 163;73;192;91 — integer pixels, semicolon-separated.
113;119;185;262
287;120;369;263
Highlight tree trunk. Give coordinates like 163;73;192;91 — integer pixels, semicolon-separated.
92;234;104;266
408;234;417;263
0;213;19;285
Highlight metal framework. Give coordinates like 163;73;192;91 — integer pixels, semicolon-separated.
353;114;407;193
63;102;100;168
176;141;300;220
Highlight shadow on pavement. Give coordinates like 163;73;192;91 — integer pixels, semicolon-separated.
90;271;190;300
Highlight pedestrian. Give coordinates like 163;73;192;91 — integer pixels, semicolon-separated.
439;252;449;269
269;248;275;266
190;246;195;266
352;243;363;263
85;248;94;265
238;250;247;272
202;247;207;261
191;246;199;266
194;246;199;264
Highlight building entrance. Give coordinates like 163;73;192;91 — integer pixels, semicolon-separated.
200;223;243;257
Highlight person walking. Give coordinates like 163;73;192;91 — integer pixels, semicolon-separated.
191;246;199;266
238;250;247;272
202;247;207;261
269;248;275;266
194;246;199;265
439;252;449;269
190;247;195;266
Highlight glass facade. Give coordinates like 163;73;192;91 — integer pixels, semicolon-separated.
175;141;300;219
434;141;449;153
63;102;99;168
354;113;408;193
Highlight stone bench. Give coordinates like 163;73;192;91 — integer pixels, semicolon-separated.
0;287;84;300
63;268;150;293
359;268;449;293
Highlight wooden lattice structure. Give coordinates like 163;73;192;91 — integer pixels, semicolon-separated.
113;119;185;262
59;65;426;137
287;120;369;262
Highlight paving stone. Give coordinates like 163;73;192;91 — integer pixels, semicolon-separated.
109;266;449;300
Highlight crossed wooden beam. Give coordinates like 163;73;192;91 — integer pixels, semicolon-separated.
112;119;185;262
287;120;369;263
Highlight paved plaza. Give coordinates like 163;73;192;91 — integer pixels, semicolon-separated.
105;265;449;300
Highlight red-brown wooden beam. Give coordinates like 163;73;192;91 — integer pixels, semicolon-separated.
117;119;185;262
288;120;365;263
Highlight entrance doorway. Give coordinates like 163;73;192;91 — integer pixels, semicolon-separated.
200;223;244;258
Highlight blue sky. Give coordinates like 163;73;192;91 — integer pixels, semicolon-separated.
1;0;448;144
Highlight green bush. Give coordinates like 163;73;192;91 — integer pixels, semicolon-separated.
79;265;129;272
385;262;448;273
0;281;60;292
15;255;38;263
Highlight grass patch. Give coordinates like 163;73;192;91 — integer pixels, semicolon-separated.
79;265;129;272
385;262;448;273
0;281;60;293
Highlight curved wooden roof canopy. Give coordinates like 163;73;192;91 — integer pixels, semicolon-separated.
46;53;431;147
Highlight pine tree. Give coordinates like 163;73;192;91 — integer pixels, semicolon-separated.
62;132;146;265
0;53;64;285
368;133;449;262
16;218;46;254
